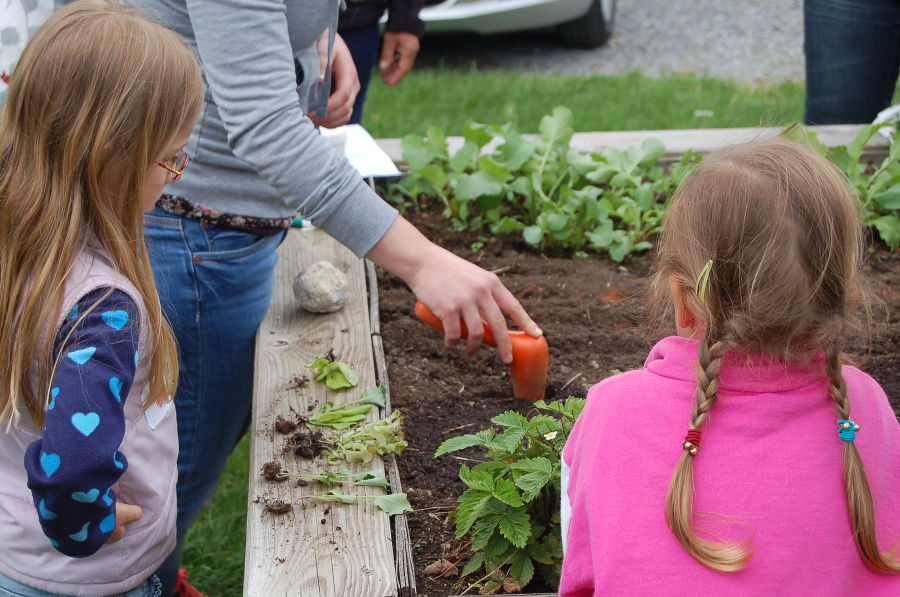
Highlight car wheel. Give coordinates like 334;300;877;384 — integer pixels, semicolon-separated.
558;0;616;48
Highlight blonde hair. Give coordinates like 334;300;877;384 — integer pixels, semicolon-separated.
0;0;203;427
651;137;898;573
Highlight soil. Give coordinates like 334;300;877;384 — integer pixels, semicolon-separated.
377;206;900;597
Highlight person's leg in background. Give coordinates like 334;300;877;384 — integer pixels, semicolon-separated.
144;210;285;596
804;0;900;124
340;21;382;124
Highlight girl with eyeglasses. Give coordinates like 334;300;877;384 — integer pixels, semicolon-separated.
0;1;203;595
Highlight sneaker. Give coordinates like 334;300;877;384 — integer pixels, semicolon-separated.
174;568;209;597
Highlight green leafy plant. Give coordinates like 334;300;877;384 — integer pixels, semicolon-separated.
306;355;360;390
786;124;900;251
306;386;387;430
434;398;585;594
306;490;414;516
326;410;408;464
390;107;699;261
279;468;392;489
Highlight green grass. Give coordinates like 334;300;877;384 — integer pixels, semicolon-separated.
181;435;250;597
362;69;806;138
180;69;807;594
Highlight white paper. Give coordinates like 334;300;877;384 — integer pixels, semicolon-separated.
333;124;402;178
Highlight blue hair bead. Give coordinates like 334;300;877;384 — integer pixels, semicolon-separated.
837;419;860;442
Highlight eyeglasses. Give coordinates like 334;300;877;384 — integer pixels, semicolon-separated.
157;150;189;182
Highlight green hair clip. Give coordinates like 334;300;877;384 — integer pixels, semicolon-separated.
695;260;713;304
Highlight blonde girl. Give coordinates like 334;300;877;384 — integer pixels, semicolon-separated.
560;137;898;595
0;1;202;595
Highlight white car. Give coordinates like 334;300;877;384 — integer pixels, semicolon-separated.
419;0;616;48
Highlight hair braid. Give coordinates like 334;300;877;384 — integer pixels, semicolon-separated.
825;349;900;574
665;324;752;571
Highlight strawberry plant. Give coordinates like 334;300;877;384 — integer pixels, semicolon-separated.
433;398;585;594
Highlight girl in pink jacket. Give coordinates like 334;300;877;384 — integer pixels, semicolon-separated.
560;137;899;596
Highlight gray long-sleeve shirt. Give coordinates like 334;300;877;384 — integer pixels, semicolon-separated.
132;0;398;257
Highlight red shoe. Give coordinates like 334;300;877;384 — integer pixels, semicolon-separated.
174;568;209;597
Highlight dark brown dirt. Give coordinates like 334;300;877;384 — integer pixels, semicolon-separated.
378;206;900;597
286;430;326;459
261;461;287;482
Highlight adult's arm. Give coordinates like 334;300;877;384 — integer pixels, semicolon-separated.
366;217;541;364
183;0;396;256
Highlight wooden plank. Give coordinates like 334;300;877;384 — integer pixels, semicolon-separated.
245;229;396;597
375;124;890;165
366;260;417;597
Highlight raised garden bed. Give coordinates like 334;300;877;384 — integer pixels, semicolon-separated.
377;207;900;597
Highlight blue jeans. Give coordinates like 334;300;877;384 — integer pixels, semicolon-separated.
0;571;161;597
804;0;900;124
143;210;286;596
341;22;381;124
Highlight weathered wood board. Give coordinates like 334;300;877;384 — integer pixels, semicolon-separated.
376;124;890;166
245;228;396;597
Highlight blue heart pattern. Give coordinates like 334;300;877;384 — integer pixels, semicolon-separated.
69;522;89;542
102;488;113;506
67;304;78;320
113;452;125;470
101;310;129;330
71;489;100;503
71;412;100;437
134;350;139;368
66;346;96;366
109;377;123;403
100;514;116;534
48;387;59;410
40;452;60;478
38;499;57;520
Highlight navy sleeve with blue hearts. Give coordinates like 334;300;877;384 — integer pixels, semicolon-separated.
23;287;140;558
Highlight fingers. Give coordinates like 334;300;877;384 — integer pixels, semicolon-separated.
107;501;143;544
379;32;420;86
493;285;543;338
309;34;359;128
459;304;486;359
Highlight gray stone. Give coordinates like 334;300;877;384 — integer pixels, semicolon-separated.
293;260;349;313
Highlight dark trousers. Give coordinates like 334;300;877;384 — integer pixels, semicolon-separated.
341;22;382;125
804;0;900;124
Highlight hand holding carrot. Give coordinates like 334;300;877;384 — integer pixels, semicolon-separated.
366;216;542;364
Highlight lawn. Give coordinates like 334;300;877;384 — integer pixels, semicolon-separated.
180;69;808;597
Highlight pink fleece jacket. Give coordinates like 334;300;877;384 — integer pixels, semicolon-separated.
560;336;899;597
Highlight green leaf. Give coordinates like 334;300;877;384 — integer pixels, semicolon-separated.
508;551;536;587
359;385;387;408
638;137;666;166
435;431;491;457
460;551;486;577
872;215;900;251
417;164;449;191
522;225;544;246
539;106;574;147
510;457;553;474
455;490;494;536
401;134;447;171
350;471;391;488
449;140;480;172
498;508;531;548
312;489;357;504
873;186;900;211
463;120;494;148
459;465;495;492
546;212;569;231
496;125;534;171
491;411;529;429
454;171;505;201
514;471;552;500
373;493;414;516
484;529;512;558
492;478;524;508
